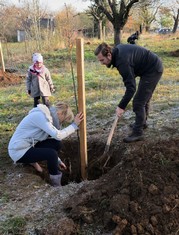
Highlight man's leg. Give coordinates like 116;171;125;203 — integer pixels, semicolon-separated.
124;72;162;143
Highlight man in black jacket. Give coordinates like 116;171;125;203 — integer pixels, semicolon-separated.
94;43;163;143
127;31;139;44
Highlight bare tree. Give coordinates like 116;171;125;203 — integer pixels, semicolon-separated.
135;0;161;32
21;0;45;50
159;0;179;33
0;5;21;41
87;2;106;40
169;0;179;33
91;0;139;45
158;6;173;28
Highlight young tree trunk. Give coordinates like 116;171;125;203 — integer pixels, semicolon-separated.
98;20;103;40
145;25;150;32
114;27;122;45
172;9;179;33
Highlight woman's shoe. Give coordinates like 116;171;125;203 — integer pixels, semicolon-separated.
50;172;62;187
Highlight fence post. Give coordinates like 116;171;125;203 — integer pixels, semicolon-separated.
0;42;5;73
76;37;88;180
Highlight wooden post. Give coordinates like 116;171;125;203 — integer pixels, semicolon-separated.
76;38;88;180
0;42;5;72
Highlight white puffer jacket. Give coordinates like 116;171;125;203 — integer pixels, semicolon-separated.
8;104;78;163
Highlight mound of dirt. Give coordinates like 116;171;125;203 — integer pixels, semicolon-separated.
1;137;179;235
0;69;24;86
58;138;179;235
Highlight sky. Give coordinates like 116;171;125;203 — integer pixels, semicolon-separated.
9;0;91;12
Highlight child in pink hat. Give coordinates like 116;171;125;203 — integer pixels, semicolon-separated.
26;53;55;107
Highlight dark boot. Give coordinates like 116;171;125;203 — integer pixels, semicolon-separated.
129;123;148;129
49;172;62;187
123;132;144;143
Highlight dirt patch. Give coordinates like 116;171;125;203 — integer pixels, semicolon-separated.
62;138;179;235
0;75;179;234
0;129;179;235
0;69;24;86
170;49;179;57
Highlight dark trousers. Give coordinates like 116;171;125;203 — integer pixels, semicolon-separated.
17;139;61;175
34;96;50;107
132;71;163;135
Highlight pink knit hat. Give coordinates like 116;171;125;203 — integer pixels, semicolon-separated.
32;53;43;63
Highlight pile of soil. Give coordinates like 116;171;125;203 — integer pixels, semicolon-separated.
61;138;179;235
0;69;24;86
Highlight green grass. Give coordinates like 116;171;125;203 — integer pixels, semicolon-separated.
0;34;178;137
0;217;26;235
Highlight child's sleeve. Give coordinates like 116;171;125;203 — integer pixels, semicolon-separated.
45;68;55;92
26;69;32;91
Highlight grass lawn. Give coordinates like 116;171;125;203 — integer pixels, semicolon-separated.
0;33;178;146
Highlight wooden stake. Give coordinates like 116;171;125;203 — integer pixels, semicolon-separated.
76;38;88;180
0;42;5;73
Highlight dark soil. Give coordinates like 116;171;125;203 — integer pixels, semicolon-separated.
62;138;179;235
0;72;179;235
0;69;24;86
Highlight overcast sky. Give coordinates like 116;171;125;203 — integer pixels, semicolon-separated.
9;0;91;12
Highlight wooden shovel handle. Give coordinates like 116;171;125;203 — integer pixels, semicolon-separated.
103;115;119;154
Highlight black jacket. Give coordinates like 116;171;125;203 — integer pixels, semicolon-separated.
111;44;163;109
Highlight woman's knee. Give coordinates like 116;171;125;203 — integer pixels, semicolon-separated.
52;139;61;151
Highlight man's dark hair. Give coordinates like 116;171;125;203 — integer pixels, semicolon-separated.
94;43;112;56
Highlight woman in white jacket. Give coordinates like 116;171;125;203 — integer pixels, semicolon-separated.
8;102;83;187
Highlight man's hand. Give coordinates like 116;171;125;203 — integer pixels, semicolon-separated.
116;106;125;117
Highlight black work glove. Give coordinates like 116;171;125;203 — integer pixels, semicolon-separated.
28;90;31;95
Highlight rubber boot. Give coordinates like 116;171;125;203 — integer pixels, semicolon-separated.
49;172;62;187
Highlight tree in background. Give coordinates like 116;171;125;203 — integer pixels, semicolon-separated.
165;0;179;33
19;0;48;50
157;0;179;33
123;15;141;33
172;7;179;33
158;6;173;29
91;0;139;45
55;4;94;48
134;0;161;32
87;1;107;40
0;5;21;42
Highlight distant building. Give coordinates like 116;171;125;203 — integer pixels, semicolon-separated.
17;17;55;42
17;30;25;42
